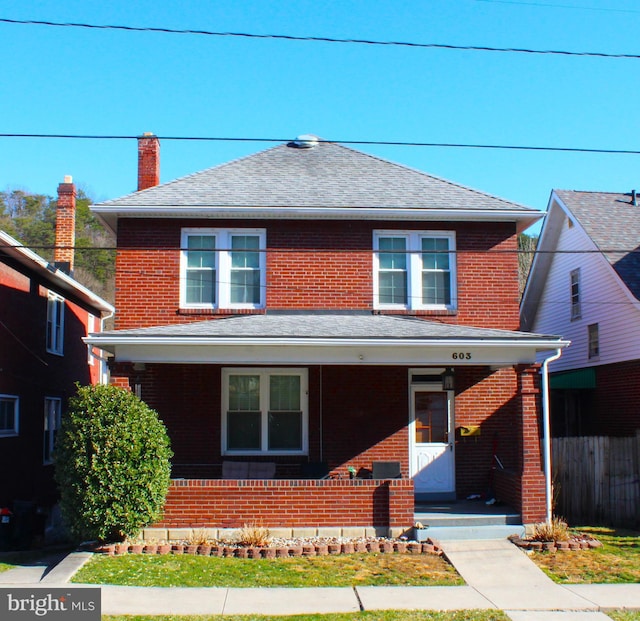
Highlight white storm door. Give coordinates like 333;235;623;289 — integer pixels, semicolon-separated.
410;385;455;497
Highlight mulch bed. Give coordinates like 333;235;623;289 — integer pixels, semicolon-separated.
94;538;443;558
509;533;602;552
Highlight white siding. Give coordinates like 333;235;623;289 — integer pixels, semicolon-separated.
532;213;640;373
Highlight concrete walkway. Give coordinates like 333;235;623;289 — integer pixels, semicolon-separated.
0;540;638;618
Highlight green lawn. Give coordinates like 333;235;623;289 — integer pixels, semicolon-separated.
102;612;510;621
530;527;640;584
74;552;462;588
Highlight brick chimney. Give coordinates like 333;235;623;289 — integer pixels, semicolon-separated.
54;175;76;274
137;132;160;190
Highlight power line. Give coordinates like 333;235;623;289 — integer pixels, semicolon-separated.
1;133;640;155
1;17;639;60
474;0;640;14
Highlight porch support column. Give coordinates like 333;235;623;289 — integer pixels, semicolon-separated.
515;363;545;524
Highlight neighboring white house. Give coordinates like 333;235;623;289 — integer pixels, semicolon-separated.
521;189;640;437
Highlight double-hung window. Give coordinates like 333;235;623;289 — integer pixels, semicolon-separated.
181;229;266;309
46;293;65;355
44;397;62;464
588;323;600;359
0;395;19;437
222;368;308;455
374;231;456;310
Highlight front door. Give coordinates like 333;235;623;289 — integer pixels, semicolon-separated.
410;384;455;500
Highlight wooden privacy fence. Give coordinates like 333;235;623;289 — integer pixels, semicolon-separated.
552;435;640;528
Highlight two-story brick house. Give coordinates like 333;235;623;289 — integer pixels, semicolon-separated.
88;134;567;534
0;178;114;530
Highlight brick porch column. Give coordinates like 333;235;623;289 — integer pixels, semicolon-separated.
516;364;545;524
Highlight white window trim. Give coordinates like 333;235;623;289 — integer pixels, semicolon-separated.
46;292;65;355
588;323;600;360
373;230;457;311
0;394;19;437
180;228;266;310
44;397;62;465
221;367;308;456
87;314;95;365
570;268;581;321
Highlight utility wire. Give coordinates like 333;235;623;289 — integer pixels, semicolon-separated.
1;17;639;60
474;0;640;14
1;133;640;155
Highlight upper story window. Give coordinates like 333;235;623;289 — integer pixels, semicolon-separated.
588;323;600;359
46;293;65;355
374;231;457;310
44;397;62;464
222;368;308;456
0;395;19;437
570;269;581;320
180;229;266;310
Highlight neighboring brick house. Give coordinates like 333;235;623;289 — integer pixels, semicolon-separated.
521;189;640;437
88;134;567;532
0;177;114;518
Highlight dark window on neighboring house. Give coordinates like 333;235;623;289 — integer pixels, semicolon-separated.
46;293;65;355
588;323;599;359
0;395;19;436
570;269;581;320
44;397;62;464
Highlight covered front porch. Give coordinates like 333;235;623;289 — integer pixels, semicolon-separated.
87;313;568;532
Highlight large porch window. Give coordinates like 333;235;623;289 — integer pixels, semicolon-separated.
222;368;308;455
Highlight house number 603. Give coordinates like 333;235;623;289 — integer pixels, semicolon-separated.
452;352;472;360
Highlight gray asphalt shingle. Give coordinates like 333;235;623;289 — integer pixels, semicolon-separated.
95;313;557;341
555;190;640;299
97;140;534;212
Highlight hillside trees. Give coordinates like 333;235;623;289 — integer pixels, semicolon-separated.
0;188;115;302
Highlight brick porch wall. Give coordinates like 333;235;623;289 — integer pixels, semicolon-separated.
155;478;415;530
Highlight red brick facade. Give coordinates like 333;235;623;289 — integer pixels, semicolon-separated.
157;479;414;530
113;219;520;330
0;259;103;507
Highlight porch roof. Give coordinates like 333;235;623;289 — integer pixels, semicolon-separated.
87;314;568;366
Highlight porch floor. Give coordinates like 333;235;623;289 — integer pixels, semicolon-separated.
414;499;525;541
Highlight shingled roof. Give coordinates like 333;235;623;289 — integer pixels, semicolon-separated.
555;190;640;299
94;139;536;217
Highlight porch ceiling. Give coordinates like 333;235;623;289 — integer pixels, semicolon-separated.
86;314;568;366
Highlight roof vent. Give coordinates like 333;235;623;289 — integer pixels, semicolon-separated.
632;189;637;206
290;134;319;149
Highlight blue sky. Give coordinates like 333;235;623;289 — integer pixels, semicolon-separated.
2;0;640;235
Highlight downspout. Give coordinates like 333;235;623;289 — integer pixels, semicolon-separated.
541;348;562;524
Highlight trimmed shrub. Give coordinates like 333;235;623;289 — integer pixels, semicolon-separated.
54;384;173;542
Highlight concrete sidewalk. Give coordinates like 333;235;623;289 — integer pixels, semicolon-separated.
0;541;639;618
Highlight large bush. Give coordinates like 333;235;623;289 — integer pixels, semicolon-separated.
55;384;173;542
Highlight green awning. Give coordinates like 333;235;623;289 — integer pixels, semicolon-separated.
550;368;596;390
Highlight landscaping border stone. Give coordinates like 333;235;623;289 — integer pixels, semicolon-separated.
509;534;602;552
94;538;443;558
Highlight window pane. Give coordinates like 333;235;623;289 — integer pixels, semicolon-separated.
270;376;300;411
230;269;260;304
186;270;216;304
378;237;406;270
379;272;407;304
422;272;451;305
228;411;261;450
0;400;15;432
268;411;302;450
231;236;260;268
422;238;450;270
228;375;260;411
187;236;216;269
